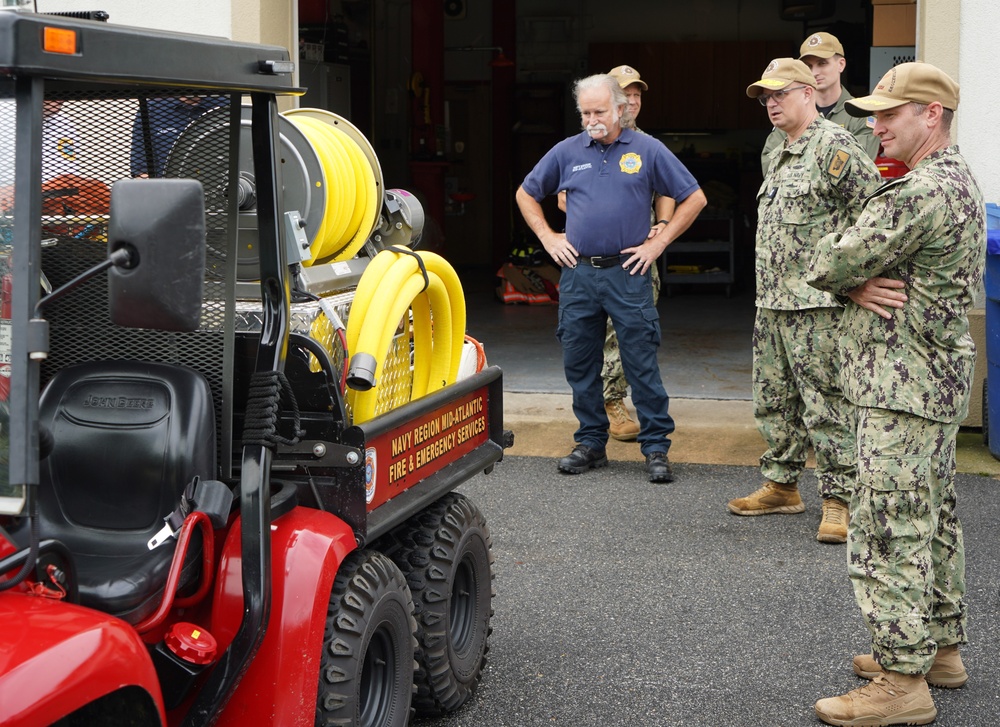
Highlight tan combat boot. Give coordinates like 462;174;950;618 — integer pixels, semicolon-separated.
817;498;849;544
727;481;804;516
815;670;936;726
854;645;968;688
605;398;639;441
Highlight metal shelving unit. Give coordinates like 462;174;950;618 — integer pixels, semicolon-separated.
661;214;735;297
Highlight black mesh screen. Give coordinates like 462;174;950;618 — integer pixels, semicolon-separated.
35;88;238;478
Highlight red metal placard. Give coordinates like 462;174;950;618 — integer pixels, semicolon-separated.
363;387;490;510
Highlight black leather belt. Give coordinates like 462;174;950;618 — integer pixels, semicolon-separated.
577;254;623;268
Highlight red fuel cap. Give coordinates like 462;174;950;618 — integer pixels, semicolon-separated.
164;622;218;666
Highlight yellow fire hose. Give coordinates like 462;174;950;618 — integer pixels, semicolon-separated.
345;248;467;423
278;111;460;424
282;110;379;264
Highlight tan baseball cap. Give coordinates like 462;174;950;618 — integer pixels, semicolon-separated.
746;58;817;98
799;32;844;59
608;64;648;91
845;62;960;116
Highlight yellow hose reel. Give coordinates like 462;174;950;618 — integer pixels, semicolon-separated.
168;103;460;423
281;109;382;265
272;110;462;423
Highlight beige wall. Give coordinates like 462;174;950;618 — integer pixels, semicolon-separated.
919;0;960;78
231;0;292;48
230;0;261;43
232;0;299;112
918;0;1000;200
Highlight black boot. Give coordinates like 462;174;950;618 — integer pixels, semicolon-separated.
558;445;608;474
645;451;674;483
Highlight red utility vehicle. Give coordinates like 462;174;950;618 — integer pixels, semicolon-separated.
0;11;510;726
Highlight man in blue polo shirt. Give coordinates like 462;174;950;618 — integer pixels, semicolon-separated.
130;96;229;178
515;73;706;482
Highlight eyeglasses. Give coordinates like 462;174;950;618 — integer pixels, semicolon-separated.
758;85;809;106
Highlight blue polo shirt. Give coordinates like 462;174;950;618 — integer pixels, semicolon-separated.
521;128;700;257
130;97;230;177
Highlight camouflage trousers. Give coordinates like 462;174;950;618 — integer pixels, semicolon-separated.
752;307;855;501
603;261;660;400
849;406;967;675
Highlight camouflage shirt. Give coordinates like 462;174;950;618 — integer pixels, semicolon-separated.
760;87;881;176
755;117;881;310
808;146;986;423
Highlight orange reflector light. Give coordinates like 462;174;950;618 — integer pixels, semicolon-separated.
43;27;78;55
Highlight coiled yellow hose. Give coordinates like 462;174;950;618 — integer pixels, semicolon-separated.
345;248;467;423
282;111;379;264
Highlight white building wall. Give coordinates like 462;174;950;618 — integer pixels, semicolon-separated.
33;0;297;108
34;0;231;38
957;0;1000;203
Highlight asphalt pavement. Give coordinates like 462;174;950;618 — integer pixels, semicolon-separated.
415;456;1000;727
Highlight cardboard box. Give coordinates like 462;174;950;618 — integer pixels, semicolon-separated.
873;4;916;46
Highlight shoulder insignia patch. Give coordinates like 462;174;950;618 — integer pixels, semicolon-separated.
619;152;642;175
828;149;850;178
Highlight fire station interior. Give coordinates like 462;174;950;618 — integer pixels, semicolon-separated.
299;0;915;400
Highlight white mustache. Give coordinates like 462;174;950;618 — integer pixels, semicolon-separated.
586;123;608;136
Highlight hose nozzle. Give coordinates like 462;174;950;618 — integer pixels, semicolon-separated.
346;352;377;391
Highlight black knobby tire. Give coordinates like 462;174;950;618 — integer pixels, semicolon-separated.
378;492;495;716
315;549;417;727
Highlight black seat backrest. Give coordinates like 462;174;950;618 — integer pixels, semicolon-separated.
18;360;216;621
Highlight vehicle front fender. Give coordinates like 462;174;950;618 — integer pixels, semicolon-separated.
0;592;165;727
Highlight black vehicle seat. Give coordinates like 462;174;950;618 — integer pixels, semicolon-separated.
15;361;217;624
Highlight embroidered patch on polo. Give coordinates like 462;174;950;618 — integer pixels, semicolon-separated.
828;149;850;178
619;152;642;174
57;137;77;160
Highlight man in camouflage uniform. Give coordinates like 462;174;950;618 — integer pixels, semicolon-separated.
602;65;675;441
728;59;880;543
760;32;879;176
809;62;982;726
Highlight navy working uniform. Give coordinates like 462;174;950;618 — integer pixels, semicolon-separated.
520;127;699;456
809;144;983;676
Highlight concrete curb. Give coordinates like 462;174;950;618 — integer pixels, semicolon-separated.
503;391;1000;477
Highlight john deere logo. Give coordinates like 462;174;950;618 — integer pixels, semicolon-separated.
81;394;155;409
619;152;642;174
